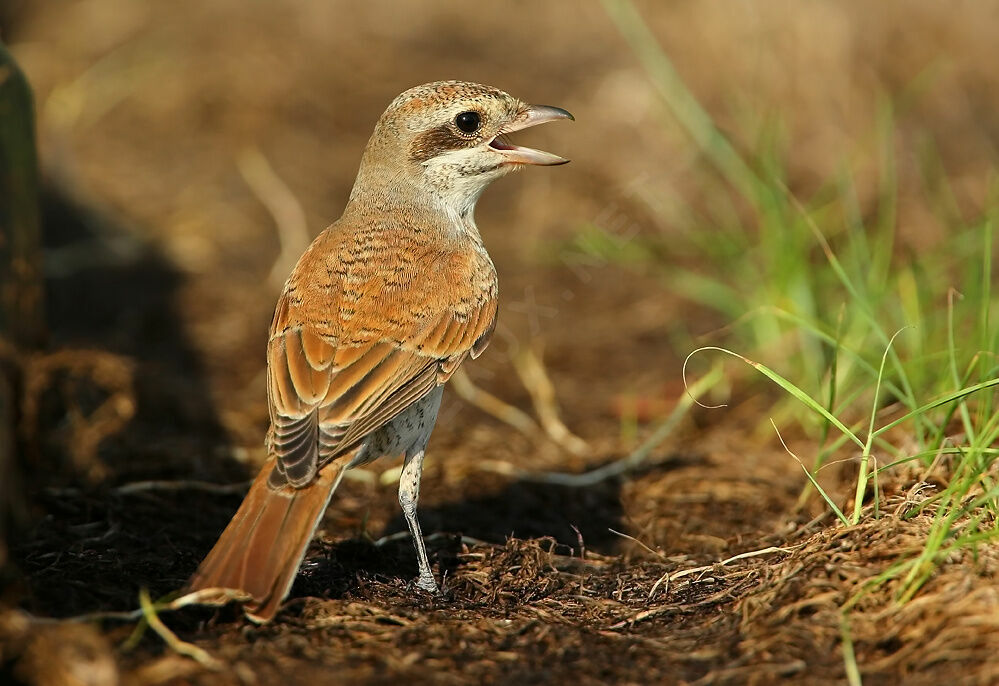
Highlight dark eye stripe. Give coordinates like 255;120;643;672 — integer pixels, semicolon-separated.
409;125;476;163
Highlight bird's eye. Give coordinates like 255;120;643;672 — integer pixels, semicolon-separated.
454;111;481;134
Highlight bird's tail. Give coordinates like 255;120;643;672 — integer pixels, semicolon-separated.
187;459;343;623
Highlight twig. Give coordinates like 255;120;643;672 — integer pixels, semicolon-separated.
47;467;376;498
647;571;669;600
608;545;797;630
168;587;253;610
607;604;678;629
139;588;222;670
476;362;722;487
667;545;800;583
55;588;251;625
607;528;664;558
512;346;589;456
44;480;249;498
114;479;250;495
237;147;311;291
450;367;541;436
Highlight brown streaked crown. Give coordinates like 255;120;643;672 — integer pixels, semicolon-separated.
358;81;521;168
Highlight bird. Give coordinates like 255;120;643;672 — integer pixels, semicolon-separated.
187;80;572;623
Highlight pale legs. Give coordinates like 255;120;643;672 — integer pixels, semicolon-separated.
352;386;444;592
399;446;438;592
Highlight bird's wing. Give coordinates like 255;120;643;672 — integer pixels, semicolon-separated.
265;282;497;489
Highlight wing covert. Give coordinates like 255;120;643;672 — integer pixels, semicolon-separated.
265;286;496;489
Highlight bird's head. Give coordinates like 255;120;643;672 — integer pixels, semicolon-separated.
351;81;573;219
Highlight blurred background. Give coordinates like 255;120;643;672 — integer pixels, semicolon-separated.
2;1;999;683
6;0;997;456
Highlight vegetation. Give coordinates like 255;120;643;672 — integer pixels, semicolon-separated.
587;0;999;674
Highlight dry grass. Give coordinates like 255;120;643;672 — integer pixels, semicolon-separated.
14;489;996;685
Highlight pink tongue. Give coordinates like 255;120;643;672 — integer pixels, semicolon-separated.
490;135;517;151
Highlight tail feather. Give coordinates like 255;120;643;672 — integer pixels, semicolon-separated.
188;459;343;623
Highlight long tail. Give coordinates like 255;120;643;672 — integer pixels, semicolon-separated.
188;459;343;623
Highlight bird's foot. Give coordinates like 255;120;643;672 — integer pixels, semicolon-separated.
412;573;440;595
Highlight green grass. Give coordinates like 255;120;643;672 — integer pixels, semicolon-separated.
595;0;999;624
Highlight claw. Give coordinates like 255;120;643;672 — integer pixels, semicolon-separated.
414;574;439;594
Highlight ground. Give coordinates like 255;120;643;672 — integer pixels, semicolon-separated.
2;1;999;684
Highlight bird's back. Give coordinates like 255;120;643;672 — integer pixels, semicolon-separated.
277;210;498;355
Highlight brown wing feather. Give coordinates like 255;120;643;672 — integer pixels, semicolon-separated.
331;358;440;452
266;248;496;489
284;329;331;404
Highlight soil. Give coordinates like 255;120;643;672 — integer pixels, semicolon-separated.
3;2;999;685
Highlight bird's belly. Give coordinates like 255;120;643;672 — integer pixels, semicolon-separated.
348;386;444;467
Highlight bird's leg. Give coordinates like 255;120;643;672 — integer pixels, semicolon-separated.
398;447;438;593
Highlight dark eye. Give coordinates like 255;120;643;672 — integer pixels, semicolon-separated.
454;111;481;134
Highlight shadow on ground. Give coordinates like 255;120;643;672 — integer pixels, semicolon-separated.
11;186;244;617
291;475;625;602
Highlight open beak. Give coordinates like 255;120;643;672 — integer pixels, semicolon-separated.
489;104;573;166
